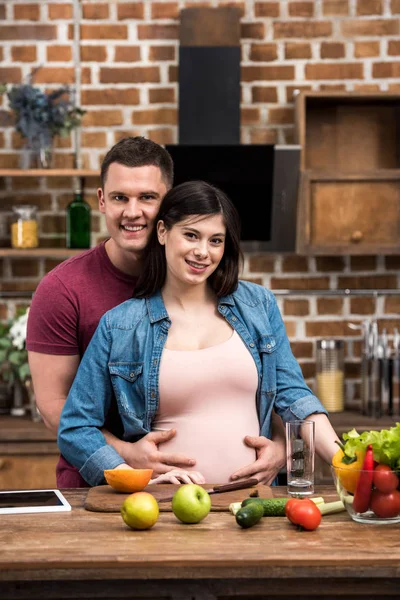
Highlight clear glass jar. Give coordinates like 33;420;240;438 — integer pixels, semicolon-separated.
11;205;39;249
316;339;345;413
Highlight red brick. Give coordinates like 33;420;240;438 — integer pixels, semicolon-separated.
79;25;128;40
100;67;160;84
274;21;332;38
385;255;400;269
254;2;280;17
41;215;66;235
341;19;399;36
80;46;107;62
305;320;359;337
377;319;400;334
268;107;294;124
251;87;278;103
282;256;309;272
241;107;260;125
249;128;279;143
242;65;294;81
149;46;176;61
14;3;40;20
149;87;175;103
0;68;22;83
353;84;380;91
82;3;109;19
393;0;400;13
132;108;177;125
32;67;74;84
384;297;400;313
81;88;140;105
320;42;345;59
168;65;178;82
81;132;107;147
83;110;123;127
322;0;349;14
288;2;314;17
349;256;377;270
315;257;343;272
0;6;5;19
151;2;179;19
147;128;175;145
46;46;73;62
317;298;344;315
138;24;178;40
248;255;275;272
48;3;73;19
306;63;363;80
241;23;265;40
283;299;309;316
350;297;376;315
337;275;398;289
117;3;145;19
356;0;383;14
290;341;313;359
388;40;400;55
373;62;400;78
11;46;37;62
354;41;380;57
299;363;316;379
318;83;347;91
10;259;40;278
285;42;312;60
284;321;297;338
114;46;141;62
0;25;57;40
44;259;65;273
286;85;312;102
250;43;278;62
270;277;330;290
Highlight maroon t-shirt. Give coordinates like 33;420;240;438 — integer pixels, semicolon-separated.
27;241;138;488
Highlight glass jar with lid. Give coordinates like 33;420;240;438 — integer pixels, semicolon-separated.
316;339;345;412
11;205;39;249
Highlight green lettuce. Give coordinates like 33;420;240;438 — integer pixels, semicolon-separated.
342;423;400;470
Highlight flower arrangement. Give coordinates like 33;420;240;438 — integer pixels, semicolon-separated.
0;71;85;167
0;308;30;385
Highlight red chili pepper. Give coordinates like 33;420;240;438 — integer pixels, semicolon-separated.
353;444;374;514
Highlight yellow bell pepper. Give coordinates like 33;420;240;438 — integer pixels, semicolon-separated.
332;447;365;494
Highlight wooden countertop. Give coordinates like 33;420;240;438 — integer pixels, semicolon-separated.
1;486;400;599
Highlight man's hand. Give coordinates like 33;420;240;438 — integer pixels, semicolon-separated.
229;435;286;485
117;429;197;476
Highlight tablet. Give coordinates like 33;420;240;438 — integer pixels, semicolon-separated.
0;489;72;515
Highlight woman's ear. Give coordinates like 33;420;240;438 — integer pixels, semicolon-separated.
157;220;166;245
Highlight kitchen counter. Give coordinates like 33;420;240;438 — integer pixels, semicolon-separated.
1;486;399;600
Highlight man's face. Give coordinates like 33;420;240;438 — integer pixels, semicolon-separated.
98;163;167;260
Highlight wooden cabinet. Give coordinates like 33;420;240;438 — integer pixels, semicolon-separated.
295;91;400;255
314;411;399;484
0;416;59;490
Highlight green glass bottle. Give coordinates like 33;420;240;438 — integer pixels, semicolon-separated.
66;189;91;249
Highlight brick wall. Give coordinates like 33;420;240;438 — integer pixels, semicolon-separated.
1;0;400;409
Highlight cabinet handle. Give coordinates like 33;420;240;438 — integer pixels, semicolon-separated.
350;230;363;243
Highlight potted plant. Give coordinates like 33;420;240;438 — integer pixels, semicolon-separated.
0;71;85;168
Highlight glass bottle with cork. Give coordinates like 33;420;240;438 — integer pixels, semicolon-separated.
66;186;91;249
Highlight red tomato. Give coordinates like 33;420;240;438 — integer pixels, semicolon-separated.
285;498;321;531
373;464;399;494
370;489;400;518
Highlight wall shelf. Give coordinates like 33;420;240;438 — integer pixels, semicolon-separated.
0;248;85;258
0;169;99;177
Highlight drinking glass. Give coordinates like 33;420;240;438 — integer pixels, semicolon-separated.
286;420;315;496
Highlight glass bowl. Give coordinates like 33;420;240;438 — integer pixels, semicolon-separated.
331;465;400;524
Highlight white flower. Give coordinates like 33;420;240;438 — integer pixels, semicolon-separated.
9;309;29;351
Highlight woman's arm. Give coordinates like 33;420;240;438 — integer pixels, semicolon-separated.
304;413;340;465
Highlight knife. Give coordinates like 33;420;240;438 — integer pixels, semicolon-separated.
157;477;259;502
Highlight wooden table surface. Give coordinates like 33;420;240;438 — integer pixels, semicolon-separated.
1;485;400;600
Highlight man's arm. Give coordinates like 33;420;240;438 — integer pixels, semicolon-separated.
29;351;196;475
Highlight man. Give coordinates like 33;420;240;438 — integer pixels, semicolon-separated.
27;136;285;488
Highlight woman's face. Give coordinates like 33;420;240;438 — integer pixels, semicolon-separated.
157;213;226;289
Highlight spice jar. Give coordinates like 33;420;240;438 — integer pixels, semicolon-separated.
316;339;345;413
11;205;39;249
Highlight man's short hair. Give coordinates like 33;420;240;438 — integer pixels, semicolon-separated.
100;136;174;189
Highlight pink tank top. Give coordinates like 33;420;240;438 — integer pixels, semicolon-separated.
153;330;259;483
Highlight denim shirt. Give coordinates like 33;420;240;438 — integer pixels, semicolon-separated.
58;281;327;486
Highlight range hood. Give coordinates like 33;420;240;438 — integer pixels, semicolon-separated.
166;6;300;253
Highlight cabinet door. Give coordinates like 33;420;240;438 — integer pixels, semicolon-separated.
0;455;58;490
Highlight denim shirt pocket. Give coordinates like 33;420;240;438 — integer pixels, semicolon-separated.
108;362;146;419
259;335;277;397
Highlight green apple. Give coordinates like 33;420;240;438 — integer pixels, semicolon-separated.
171;484;211;524
120;491;159;530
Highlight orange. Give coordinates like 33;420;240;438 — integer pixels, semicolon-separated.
104;468;153;492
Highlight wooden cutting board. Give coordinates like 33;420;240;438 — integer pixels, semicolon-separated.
84;483;273;513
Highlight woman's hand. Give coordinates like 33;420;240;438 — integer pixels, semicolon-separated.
149;469;206;485
229;435;286;485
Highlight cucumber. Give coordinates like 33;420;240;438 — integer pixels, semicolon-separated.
241;497;288;517
235;501;264;529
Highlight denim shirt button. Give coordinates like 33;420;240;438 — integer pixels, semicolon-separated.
129;372;135;378
151;391;156;398
231;317;237;321
267;344;272;349
249;343;255;348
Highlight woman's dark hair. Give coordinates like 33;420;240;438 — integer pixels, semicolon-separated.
135;180;243;298
100;136;174;189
